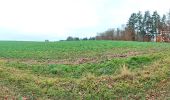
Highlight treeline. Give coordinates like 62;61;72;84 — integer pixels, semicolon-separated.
66;36;95;41
96;10;170;42
96;28;131;41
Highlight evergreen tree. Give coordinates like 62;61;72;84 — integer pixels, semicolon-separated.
136;11;144;40
167;10;170;27
127;13;137;40
161;14;167;31
143;11;152;37
127;13;137;30
152;11;161;36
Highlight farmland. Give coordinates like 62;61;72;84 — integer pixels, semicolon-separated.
0;40;170;99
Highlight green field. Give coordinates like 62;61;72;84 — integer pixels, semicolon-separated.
0;40;170;99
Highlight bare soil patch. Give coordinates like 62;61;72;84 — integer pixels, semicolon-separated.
0;51;143;65
106;51;142;60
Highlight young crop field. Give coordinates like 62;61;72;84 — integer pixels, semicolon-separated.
0;40;170;99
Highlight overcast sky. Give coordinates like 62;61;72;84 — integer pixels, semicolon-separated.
0;0;170;41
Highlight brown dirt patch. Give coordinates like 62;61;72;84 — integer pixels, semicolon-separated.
0;51;142;65
106;51;141;60
12;51;139;65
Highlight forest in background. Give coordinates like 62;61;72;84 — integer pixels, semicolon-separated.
96;10;170;42
66;10;170;42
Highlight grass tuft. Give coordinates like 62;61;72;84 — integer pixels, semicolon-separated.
119;64;134;80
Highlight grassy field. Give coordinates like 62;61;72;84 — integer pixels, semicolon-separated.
0;40;170;99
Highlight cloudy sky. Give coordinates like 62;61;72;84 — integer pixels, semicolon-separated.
0;0;170;41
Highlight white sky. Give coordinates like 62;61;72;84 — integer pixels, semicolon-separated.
0;0;170;41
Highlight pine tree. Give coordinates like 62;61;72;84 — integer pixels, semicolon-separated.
143;11;152;37
161;14;167;31
136;11;144;41
152;11;161;36
167;10;170;27
127;13;137;40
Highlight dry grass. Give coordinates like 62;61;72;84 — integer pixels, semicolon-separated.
119;64;134;78
0;85;16;99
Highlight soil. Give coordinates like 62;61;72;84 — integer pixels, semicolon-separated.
0;51;143;65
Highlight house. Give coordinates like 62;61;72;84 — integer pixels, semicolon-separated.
156;31;170;42
144;31;170;42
